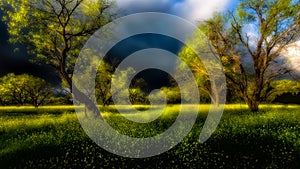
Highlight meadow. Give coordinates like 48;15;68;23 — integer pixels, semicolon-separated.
0;104;299;168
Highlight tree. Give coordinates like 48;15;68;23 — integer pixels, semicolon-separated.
161;87;181;104
24;76;52;108
1;0;116;115
95;61;114;106
0;0;116;92
178;40;223;105
0;73;29;106
266;79;300;103
0;74;16;106
129;78;148;105
0;73;52;107
197;0;300;111
128;88;148;105
95;61;136;106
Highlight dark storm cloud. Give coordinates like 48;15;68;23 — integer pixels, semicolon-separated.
117;0;177;15
105;34;184;89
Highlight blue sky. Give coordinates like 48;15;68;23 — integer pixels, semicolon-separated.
116;0;240;22
0;0;240;81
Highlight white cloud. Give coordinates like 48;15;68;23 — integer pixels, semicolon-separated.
283;41;300;71
116;0;231;22
171;0;230;22
242;23;260;47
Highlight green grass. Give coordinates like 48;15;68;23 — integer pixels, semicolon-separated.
0;105;299;168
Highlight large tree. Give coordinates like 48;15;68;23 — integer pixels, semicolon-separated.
195;0;300;111
0;0;115;92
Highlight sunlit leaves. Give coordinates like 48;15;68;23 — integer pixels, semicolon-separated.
0;74;51;107
193;0;300;111
0;0;116;90
266;80;300;102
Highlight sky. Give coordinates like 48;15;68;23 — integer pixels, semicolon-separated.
0;0;239;84
114;0;300;80
109;0;239;88
1;0;299;85
116;0;237;22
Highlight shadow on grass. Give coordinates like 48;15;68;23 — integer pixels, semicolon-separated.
1;133;299;169
0;108;75;117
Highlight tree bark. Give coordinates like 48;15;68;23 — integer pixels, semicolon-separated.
246;98;259;112
56;57;101;117
72;84;101;118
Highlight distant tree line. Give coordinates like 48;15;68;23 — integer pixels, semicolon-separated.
0;71;183;107
0;73;76;107
94;61;184;106
0;74;52;107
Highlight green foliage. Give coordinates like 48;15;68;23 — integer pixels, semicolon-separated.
266;80;300;102
129;88;148;105
0;0;116;90
0;73;52;107
191;0;300;111
95;61;114;106
0;73;28;106
95;62;137;106
48;94;73;105
178;30;226;105
0;105;299;168
129;78;149;104
161;87;181;104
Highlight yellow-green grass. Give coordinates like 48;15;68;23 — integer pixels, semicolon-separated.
0;104;299;168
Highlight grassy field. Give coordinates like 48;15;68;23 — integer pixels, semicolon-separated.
0;104;299;168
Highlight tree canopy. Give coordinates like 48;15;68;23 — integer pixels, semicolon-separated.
0;0;116;91
187;0;300;111
0;73;52;107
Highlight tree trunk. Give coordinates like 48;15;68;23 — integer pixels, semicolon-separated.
34;100;38;108
56;64;100;117
211;81;220;106
247;99;259;112
72;84;101;118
